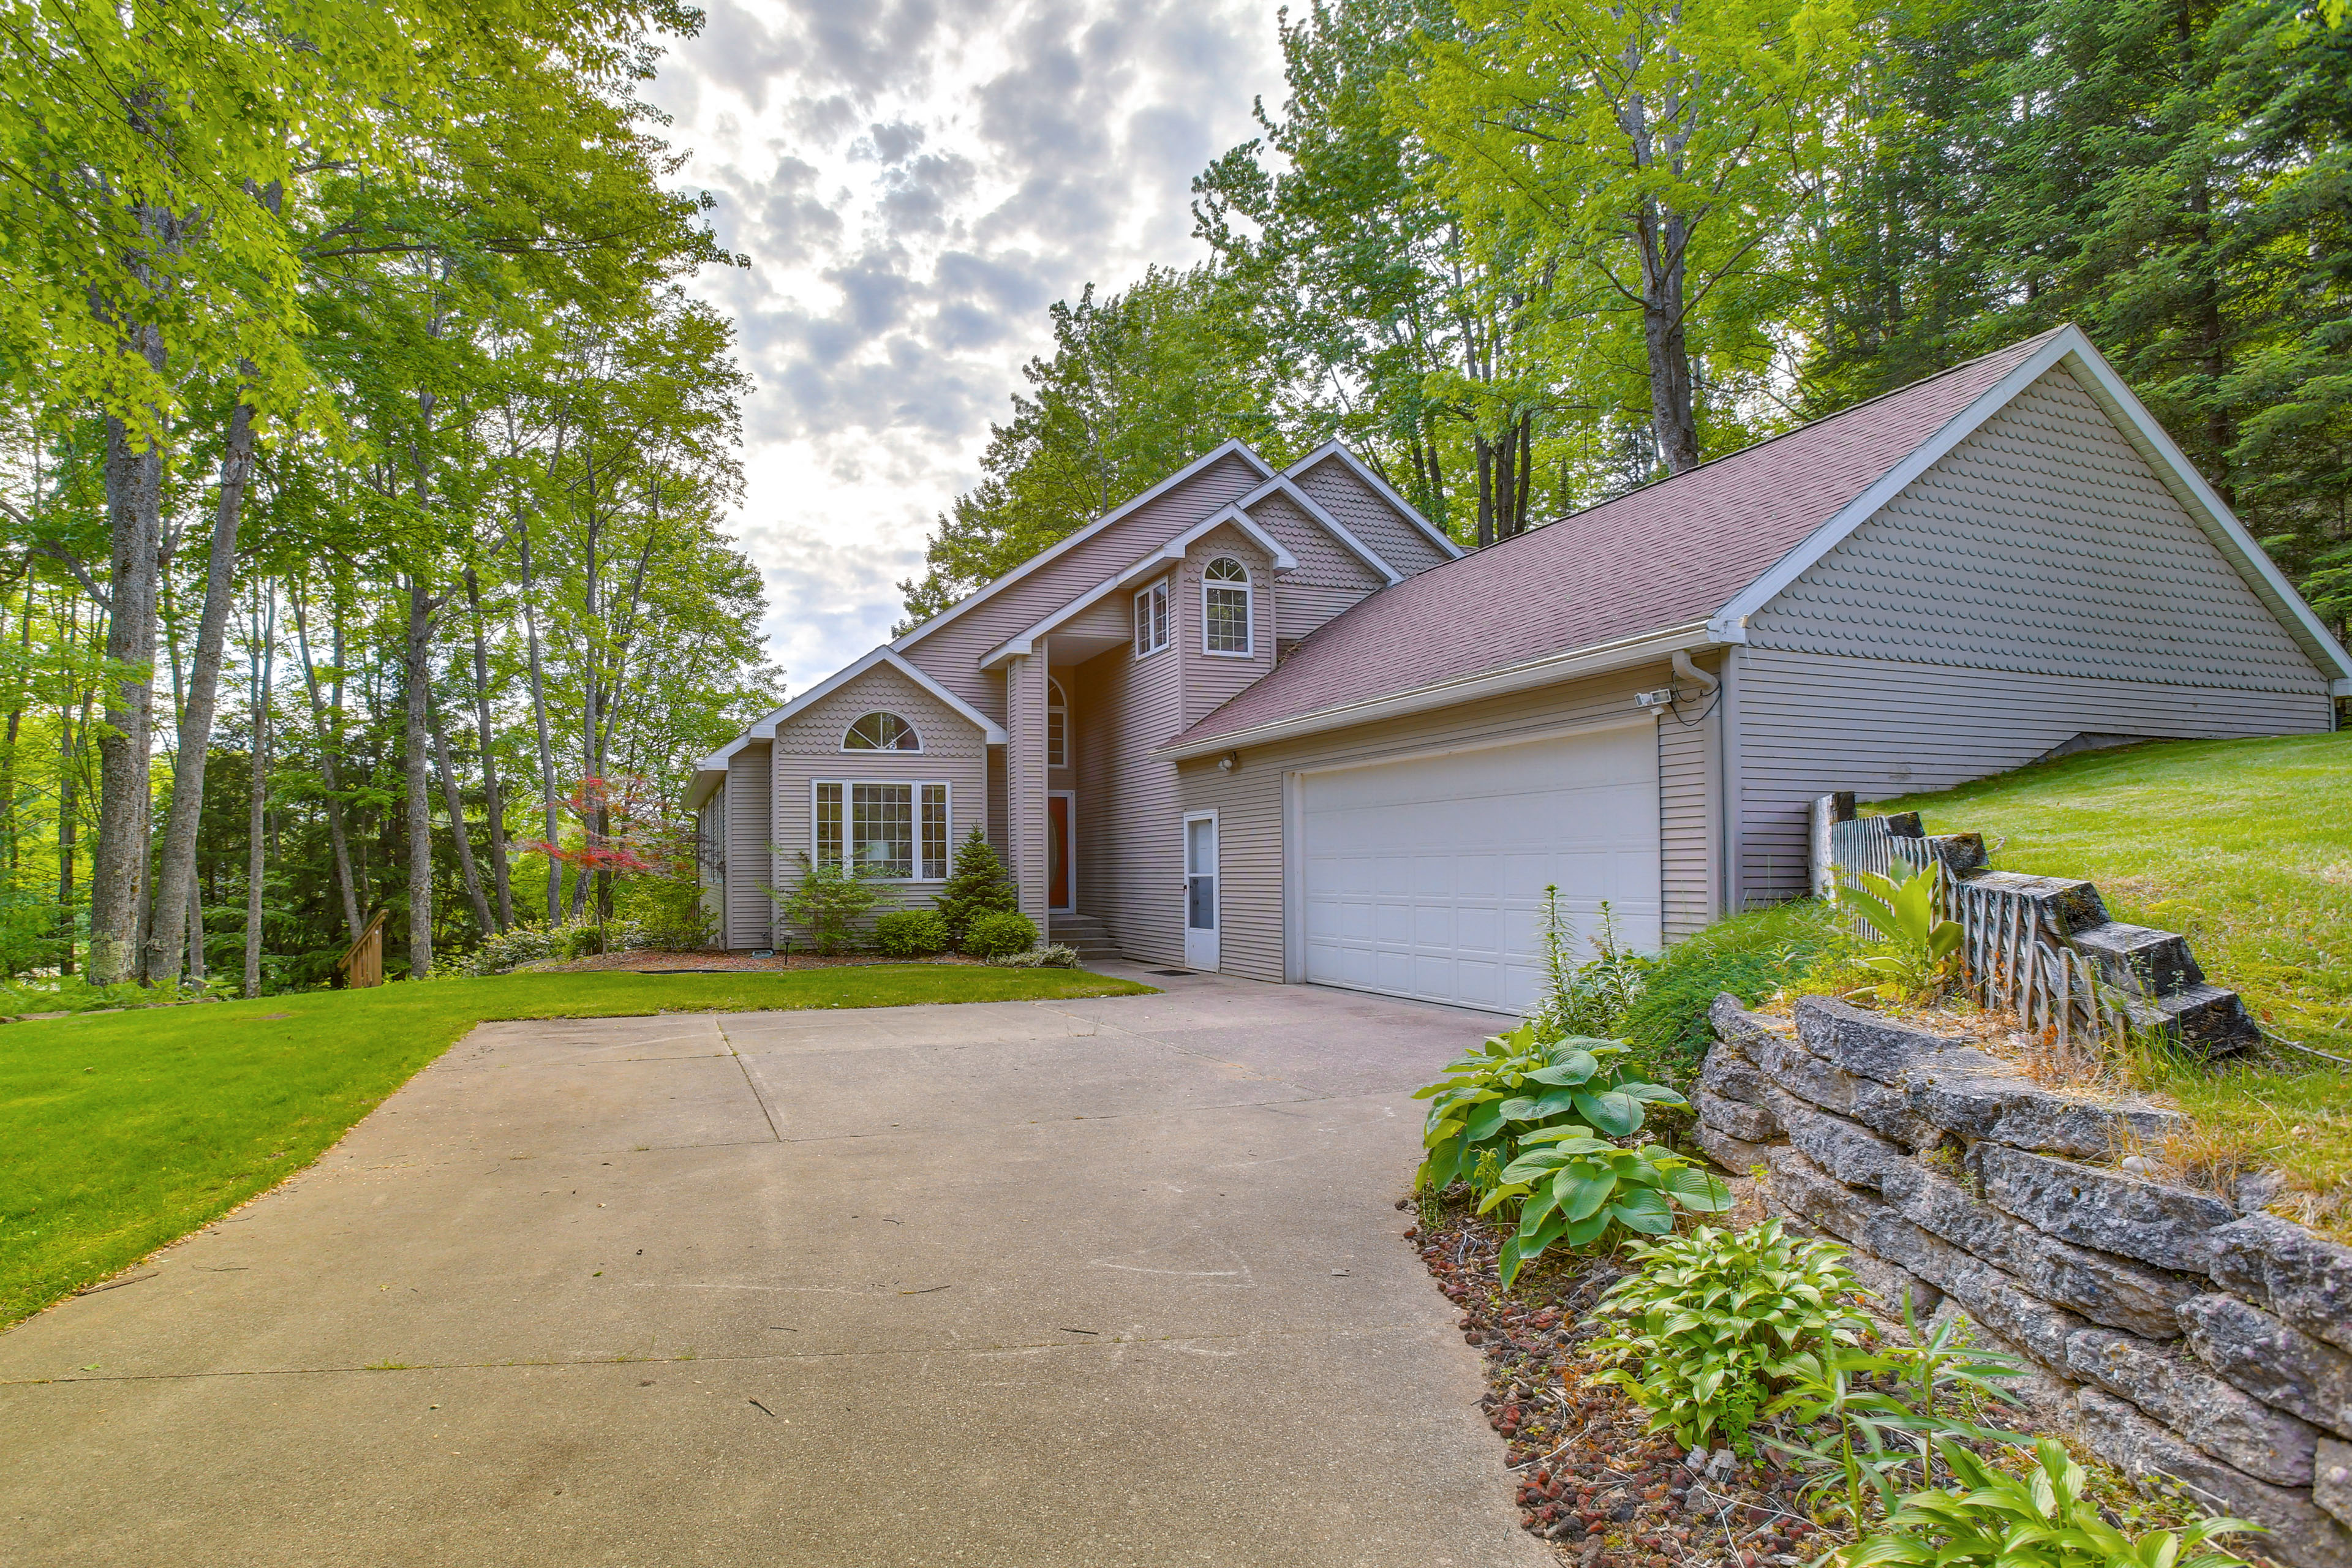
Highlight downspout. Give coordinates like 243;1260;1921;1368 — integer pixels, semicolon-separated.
1672;649;1719;697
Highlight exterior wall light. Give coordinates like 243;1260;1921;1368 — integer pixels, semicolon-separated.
1218;751;1239;772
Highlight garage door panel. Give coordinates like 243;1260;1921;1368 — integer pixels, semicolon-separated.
1301;725;1662;1014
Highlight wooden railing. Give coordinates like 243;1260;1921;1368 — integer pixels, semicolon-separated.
334;910;387;989
1815;800;2129;1060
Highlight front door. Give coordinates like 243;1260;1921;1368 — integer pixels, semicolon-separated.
1047;793;1074;913
1183;812;1219;971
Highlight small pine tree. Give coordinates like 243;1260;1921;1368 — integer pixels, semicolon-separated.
932;826;1017;949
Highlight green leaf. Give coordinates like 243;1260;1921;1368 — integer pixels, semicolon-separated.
1666;1166;1736;1212
1611;1188;1676;1234
1555;1170;1616;1221
1527;1050;1599;1085
1572;1088;1643;1136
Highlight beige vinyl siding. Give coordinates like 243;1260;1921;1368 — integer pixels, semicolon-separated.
1657;692;1719;939
1734;646;2331;903
1240;490;1385;643
1748;368;2326;692
1177;528;1277;731
1180;661;1712;983
899;450;1267;720
723;742;772;949
1071;609;1187;966
1291;453;1455;576
1007;650;1051;924
1735;364;2334;905
767;662;988;933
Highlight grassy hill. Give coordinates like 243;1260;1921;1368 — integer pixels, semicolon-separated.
1878;731;2351;1226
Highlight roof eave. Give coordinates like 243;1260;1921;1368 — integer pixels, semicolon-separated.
1159;620;1722;761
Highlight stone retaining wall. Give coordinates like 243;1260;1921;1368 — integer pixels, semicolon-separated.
1695;992;2352;1568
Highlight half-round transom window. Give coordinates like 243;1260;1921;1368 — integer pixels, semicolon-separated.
843;711;922;752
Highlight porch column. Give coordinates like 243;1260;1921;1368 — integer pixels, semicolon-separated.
1006;644;1052;930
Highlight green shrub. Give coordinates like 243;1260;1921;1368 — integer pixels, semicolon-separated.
1414;1022;1732;1283
772;853;896;956
963;910;1038;959
1848;1439;2258;1568
874;910;951;957
1618;900;1844;1084
466;925;556;976
630;906;716;954
986;942;1079;968
1588;1218;1866;1454
932;826;1017;948
1841;859;1965;1004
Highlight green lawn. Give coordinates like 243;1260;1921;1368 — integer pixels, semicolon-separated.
0;966;1154;1326
1879;733;2352;1220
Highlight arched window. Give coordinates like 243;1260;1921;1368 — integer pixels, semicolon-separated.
1046;678;1068;769
842;711;922;752
1202;557;1252;656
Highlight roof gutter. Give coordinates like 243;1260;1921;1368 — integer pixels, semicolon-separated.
1158;620;1723;761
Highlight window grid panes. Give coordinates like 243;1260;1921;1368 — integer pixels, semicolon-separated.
843;711;921;751
921;784;949;879
816;781;951;880
1134;580;1169;655
1204;558;1250;655
1046;679;1067;767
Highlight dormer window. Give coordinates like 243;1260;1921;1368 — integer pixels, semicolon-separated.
843;711;921;752
1134;579;1169;657
1203;557;1252;656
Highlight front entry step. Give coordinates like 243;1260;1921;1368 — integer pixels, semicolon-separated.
1048;914;1119;959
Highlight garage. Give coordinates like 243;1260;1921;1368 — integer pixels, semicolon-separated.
1297;721;1662;1013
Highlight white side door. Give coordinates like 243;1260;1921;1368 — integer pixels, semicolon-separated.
1183;812;1220;971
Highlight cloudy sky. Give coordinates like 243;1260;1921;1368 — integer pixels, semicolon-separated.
641;0;1287;693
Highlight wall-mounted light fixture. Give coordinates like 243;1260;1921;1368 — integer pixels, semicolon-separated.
1217;751;1239;772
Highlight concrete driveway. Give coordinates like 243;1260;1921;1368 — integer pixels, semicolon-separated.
0;968;1550;1567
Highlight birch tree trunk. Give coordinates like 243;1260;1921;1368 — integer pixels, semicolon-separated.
147;398;253;987
462;567;511;930
402;575;435;978
291;586;363;941
431;701;494;933
243;586;273;998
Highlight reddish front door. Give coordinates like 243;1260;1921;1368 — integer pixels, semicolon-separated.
1047;794;1072;911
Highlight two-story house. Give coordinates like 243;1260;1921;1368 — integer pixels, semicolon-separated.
685;325;2351;1014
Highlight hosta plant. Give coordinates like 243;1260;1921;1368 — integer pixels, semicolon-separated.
1587;1218;1866;1453
1414;1023;1688;1193
1484;1132;1733;1284
1841;1438;2258;1568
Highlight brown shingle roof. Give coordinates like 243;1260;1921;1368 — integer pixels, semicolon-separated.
1174;330;2062;748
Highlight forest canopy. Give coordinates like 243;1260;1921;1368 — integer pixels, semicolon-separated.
904;0;2352;638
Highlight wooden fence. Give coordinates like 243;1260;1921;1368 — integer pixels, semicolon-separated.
1817;802;2129;1061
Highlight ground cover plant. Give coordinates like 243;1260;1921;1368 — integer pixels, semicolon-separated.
1878;732;2352;1226
0;966;1153;1325
1616;901;1845;1085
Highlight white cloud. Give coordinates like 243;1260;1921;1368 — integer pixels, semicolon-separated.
645;0;1283;692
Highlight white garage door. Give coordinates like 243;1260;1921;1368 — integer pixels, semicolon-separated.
1300;722;1662;1013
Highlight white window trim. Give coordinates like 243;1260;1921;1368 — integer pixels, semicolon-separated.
1200;557;1254;658
1046;678;1068;769
839;710;925;754
1133;578;1170;658
810;778;953;881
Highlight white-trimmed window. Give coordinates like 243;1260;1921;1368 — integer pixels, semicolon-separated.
1133;579;1169;657
1202;557;1252;656
843;710;921;752
1046;678;1068;768
815;782;950;879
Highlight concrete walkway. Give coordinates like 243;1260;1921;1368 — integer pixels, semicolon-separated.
0;968;1551;1567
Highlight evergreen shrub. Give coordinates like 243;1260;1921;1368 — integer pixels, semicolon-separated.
964;910;1038;959
932;826;1017;948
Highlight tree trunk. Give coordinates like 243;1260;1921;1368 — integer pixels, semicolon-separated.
147;398;254;987
431;701;494;934
291;586;363;941
57;673;78;978
402;575;435;978
4;582;34;872
1474;435;1495;549
243;586;273;998
516;529;564;924
1638;205;1701;475
462;567;511;930
90;372;165;984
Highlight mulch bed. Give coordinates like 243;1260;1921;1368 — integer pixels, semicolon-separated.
1405;1196;1832;1568
529;951;985;974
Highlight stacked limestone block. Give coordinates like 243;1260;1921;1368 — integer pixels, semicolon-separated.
1696;992;2352;1568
